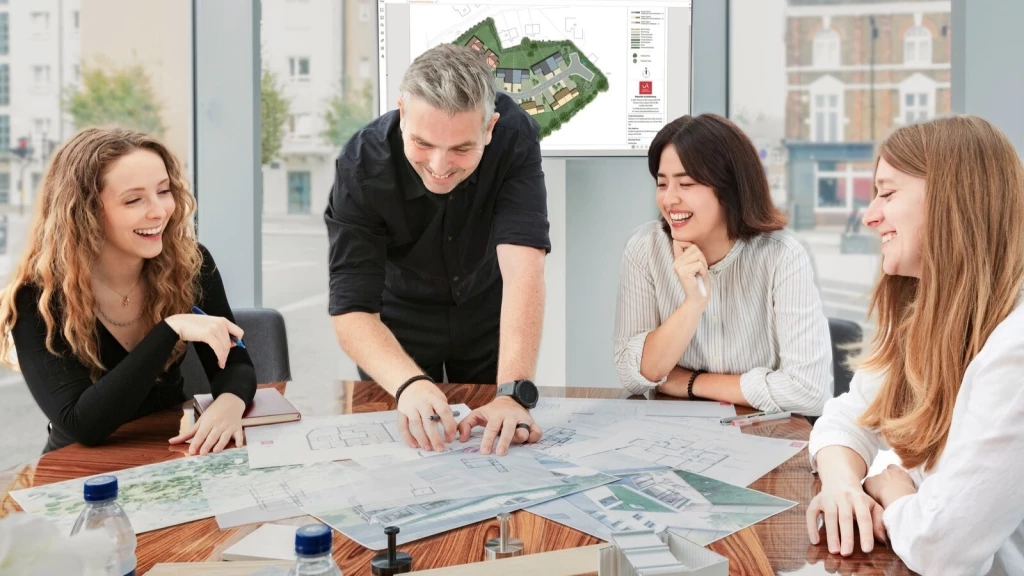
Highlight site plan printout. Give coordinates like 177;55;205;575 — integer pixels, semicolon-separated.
378;0;692;154
245;404;472;469
10;449;319;535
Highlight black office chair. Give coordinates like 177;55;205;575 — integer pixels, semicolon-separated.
181;307;292;398
827;317;863;398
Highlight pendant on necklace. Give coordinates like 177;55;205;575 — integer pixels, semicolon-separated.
121;296;129;308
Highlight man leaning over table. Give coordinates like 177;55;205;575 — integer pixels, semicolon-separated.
325;44;548;457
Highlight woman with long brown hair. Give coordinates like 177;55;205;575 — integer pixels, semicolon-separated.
0;127;256;455
807;115;1024;573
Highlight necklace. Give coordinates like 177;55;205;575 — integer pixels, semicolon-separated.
97;306;144;328
95;275;142;308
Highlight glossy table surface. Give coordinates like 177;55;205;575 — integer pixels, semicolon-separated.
1;382;913;575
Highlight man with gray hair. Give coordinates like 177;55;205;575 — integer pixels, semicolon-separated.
325;44;550;457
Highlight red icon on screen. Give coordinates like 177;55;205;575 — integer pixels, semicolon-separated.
639;81;652;95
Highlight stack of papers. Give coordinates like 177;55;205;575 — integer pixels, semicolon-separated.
11;398;807;554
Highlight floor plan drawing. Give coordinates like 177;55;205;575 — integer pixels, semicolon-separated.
559;419;807;487
201;460;364;529
245;404;472;469
248;479;306;513
622;437;730;474
307;422;394;451
345;451;561;511
462;457;507;473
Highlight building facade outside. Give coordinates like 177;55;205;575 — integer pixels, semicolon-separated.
784;0;951;228
0;0;81;278
261;0;377;218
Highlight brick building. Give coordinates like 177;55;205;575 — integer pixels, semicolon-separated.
783;0;951;228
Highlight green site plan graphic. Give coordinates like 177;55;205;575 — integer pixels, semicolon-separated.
454;17;609;139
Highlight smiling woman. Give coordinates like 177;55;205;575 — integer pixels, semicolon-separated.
613;114;834;416
0;127;257;456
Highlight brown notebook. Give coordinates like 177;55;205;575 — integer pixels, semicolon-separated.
192;388;301;427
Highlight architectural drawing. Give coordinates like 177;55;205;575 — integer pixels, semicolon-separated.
306;455;616;550
623;437;729;474
560;419;808;487
452;17;607;139
246;404;472;469
529;468;795;547
344;451;562;511
10;449;322;535
307;422;394;450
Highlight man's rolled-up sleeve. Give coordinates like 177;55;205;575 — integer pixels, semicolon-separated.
492;131;551;253
324;159;388;316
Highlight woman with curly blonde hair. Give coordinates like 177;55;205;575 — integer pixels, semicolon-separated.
807;115;1024;574
0;127;255;455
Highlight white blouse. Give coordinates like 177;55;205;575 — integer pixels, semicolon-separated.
810;289;1024;575
613;221;833;415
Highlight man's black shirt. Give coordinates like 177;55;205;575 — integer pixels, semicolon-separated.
325;92;551;316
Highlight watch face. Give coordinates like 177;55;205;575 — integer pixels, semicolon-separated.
517;380;539;406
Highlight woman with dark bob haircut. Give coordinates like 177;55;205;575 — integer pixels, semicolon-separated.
613;114;833;415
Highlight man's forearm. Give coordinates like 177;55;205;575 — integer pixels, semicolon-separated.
332;312;423;395
496;268;545;385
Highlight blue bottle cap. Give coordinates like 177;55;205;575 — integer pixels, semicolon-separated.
295;523;333;556
83;475;118;502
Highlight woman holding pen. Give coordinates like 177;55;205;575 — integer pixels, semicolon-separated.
0;127;255;455
807;116;1024;573
613;114;833;416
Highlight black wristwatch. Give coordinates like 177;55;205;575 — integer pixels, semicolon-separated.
496;379;539;410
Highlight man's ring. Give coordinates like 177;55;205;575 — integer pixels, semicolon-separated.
515;423;531;432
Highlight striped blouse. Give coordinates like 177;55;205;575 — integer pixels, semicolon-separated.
613;221;833;416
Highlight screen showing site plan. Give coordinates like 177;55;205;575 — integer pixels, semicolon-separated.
379;0;692;154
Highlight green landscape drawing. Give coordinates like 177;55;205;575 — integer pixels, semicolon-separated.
12;449;306;535
453;17;609;139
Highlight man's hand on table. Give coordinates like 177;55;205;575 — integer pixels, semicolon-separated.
457;396;543;456
396;378;459;452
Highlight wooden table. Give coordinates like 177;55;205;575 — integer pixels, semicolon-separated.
1;382;913;575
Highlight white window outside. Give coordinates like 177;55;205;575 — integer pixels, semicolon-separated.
904;26;932;66
289;57;310;81
809;75;844;142
898;73;937;125
812;28;840;68
30;11;49;38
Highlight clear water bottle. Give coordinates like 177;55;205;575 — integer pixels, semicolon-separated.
288;523;342;575
69;475;137;576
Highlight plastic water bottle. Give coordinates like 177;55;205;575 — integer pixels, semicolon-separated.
69;475;137;576
288;523;343;575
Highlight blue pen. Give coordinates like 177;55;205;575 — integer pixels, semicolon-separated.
190;306;246;349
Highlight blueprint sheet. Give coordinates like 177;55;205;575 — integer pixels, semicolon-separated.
345;451;566;510
305;455;616;550
245;404;471;469
201;460;366;529
557;419;808;487
352;397;739;470
529;397;736;431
